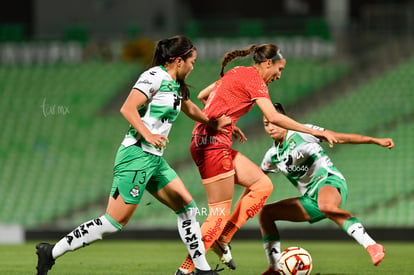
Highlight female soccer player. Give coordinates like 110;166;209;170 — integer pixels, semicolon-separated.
35;35;229;275
176;44;338;274
259;103;394;275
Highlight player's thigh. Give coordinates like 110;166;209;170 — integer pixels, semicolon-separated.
203;175;235;204
261;197;310;222
317;176;348;209
317;185;342;208
151;176;193;212
233;152;265;188
148;158;193;212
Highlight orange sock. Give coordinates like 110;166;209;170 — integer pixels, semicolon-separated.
224;177;273;242
201;200;232;250
179;200;232;272
179;253;194;273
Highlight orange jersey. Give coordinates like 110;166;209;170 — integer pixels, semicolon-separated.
193;66;270;146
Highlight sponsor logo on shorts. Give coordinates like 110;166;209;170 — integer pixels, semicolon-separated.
222;158;232;170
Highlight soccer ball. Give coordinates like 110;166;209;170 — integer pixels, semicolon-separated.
278;246;312;275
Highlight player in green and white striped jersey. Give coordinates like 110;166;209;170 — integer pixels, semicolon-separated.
259;103;394;275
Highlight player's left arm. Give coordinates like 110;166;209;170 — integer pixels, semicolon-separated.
181;99;231;133
324;130;394;149
197;82;215;106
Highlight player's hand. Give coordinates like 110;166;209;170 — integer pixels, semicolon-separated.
376;138;394;149
145;133;169;150
314;130;337;148
214;115;233;133
233;126;247;143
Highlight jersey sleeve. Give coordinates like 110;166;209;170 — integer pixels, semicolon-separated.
302;124;325;143
245;71;270;101
133;68;162;99
261;147;279;173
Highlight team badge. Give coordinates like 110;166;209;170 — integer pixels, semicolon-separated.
130;185;140;198
289;139;296;150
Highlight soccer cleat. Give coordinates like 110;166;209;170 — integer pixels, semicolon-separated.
366;243;385;266
211;238;236;270
36;243;55;275
175;268;194;275
194;264;224;275
194;269;220;275
261;266;281;275
175;267;222;275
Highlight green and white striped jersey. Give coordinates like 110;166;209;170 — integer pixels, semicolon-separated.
121;66;182;156
261;124;345;195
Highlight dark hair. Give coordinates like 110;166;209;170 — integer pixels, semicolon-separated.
151;35;196;100
220;44;284;77
273;102;287;115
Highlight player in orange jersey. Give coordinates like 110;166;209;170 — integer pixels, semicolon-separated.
175;44;338;274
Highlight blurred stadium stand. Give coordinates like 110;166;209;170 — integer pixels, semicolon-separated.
0;0;413;240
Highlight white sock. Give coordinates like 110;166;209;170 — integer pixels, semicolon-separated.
52;214;121;259
177;204;210;271
263;240;281;270
346;223;376;248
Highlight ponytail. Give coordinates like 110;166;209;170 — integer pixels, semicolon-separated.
220;45;257;77
220;44;284;77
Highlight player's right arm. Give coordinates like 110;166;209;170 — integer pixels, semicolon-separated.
324;130;394;149
255;97;337;147
120;89;169;150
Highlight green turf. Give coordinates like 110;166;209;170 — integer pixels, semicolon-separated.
3;240;411;274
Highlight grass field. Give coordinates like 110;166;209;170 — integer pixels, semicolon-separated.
1;240;411;274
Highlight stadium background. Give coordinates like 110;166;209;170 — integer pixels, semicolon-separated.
0;0;413;243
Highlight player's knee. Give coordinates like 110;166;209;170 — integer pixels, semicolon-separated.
318;204;339;219
176;200;198;219
250;175;273;195
263;176;274;194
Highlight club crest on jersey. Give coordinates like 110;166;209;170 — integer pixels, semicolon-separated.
289;139;296;150
130;185;140;198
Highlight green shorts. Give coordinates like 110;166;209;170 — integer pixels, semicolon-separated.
110;144;178;204
299;174;348;223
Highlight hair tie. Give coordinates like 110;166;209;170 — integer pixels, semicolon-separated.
169;46;195;60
